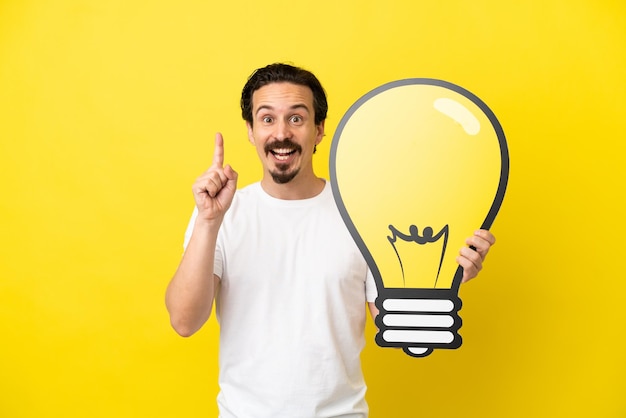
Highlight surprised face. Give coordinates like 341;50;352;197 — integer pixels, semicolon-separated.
247;82;324;186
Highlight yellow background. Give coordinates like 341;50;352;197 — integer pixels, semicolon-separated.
1;1;624;417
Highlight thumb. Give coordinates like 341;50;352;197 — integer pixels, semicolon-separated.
224;164;238;186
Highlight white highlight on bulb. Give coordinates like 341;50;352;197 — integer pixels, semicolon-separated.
434;98;480;135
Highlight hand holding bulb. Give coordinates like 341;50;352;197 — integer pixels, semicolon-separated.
459;230;496;283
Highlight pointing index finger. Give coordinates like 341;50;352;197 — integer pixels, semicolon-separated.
212;132;225;167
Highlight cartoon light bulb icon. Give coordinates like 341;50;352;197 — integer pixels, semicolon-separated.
330;79;509;357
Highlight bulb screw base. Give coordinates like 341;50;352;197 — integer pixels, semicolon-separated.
374;288;462;357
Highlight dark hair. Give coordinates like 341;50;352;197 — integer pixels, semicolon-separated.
240;63;328;126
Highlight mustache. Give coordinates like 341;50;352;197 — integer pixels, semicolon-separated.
264;139;303;154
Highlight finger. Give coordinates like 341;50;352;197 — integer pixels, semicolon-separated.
457;255;477;283
192;169;227;198
206;172;227;197
465;235;492;259
212;132;225;168
224;164;239;182
474;229;496;246
459;246;483;269
209;164;234;194
457;249;482;283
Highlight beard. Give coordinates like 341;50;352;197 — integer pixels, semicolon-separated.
270;166;300;184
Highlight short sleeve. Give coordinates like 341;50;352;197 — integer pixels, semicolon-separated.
365;268;378;302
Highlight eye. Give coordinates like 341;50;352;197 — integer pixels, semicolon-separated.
262;116;273;124
290;115;303;124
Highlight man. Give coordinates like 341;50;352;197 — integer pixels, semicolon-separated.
165;63;495;417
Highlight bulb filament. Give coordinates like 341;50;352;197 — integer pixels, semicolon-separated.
387;224;449;287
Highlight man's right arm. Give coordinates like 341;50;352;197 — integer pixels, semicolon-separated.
165;133;237;337
165;222;222;337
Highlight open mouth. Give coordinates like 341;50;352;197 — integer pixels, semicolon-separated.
270;148;297;161
265;140;302;162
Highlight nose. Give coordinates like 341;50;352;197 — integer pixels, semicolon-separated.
273;119;291;141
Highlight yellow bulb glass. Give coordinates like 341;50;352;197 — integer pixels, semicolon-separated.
330;79;508;357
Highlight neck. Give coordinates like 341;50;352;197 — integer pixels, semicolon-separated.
260;172;325;200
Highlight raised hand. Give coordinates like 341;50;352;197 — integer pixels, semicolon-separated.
191;132;238;224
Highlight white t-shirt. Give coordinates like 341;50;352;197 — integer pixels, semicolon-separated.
184;181;377;418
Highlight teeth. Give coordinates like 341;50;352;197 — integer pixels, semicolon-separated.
271;148;295;161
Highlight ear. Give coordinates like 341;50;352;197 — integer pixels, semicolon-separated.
315;120;326;146
246;121;255;145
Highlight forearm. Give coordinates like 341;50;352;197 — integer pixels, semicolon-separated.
165;221;220;337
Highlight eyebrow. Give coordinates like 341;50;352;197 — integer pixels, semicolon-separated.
254;103;311;116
